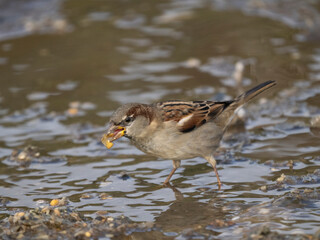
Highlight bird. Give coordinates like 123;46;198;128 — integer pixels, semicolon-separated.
101;80;276;188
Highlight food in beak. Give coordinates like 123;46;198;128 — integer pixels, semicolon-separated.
101;135;114;149
101;126;126;149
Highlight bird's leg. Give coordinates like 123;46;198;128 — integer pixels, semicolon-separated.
206;156;222;190
163;160;181;185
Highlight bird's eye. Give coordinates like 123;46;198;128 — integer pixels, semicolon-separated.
124;116;134;123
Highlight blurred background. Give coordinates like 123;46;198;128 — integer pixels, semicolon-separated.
0;0;320;238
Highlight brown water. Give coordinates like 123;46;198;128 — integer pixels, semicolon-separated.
0;0;320;238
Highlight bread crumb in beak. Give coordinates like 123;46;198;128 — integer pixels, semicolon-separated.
106;140;113;149
101;134;114;149
101;127;125;149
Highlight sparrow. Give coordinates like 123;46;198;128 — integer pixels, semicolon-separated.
102;80;276;188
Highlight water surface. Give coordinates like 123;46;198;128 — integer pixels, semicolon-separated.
0;0;320;238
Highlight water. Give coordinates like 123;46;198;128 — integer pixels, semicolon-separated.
0;0;320;238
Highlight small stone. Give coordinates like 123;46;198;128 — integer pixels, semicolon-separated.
59;197;68;206
96;210;108;215
276;173;286;183
70;212;81;221
95;216;105;222
287;160;294;168
119;172;130;180
260;185;267;192
184;58;201;68
99;193;112;200
17;151;27;160
14;212;25;220
50;199;60;206
303;189;314;193
17;212;25;217
67;108;78;116
81;193;93;199
41;207;51;214
53;208;61;216
13;212;25;223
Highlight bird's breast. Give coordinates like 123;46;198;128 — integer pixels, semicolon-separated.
129;121;223;160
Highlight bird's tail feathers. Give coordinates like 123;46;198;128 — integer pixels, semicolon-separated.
234;80;276;106
216;80;276;131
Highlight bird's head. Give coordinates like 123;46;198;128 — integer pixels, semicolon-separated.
102;103;155;148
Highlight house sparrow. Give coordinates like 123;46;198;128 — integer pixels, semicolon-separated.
102;80;276;188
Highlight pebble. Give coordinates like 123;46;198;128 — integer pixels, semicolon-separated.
118;172;130;180
41;207;51;215
107;217;114;223
16;212;25;217
310;115;320;127
81;193;93;199
13;212;25;223
10;145;65;165
260;185;267;191
67;108;78;115
96;210;108;215
99;193;112;200
184;58;201;68
17;151;27;160
50;199;60;206
53;208;61;216
276;173;286;183
49;197;68;207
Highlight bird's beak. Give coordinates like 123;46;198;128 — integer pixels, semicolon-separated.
101;125;126;149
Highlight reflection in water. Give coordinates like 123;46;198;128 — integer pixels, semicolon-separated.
0;0;320;238
155;191;225;238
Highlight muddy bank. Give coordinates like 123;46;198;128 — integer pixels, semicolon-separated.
0;203;154;239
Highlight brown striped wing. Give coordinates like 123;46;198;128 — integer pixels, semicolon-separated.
156;100;232;132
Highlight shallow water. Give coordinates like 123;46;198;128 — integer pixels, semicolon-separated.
0;0;320;238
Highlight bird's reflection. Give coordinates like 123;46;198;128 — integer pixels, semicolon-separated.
153;183;231;237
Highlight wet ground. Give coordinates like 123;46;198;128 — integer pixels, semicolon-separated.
0;0;320;239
